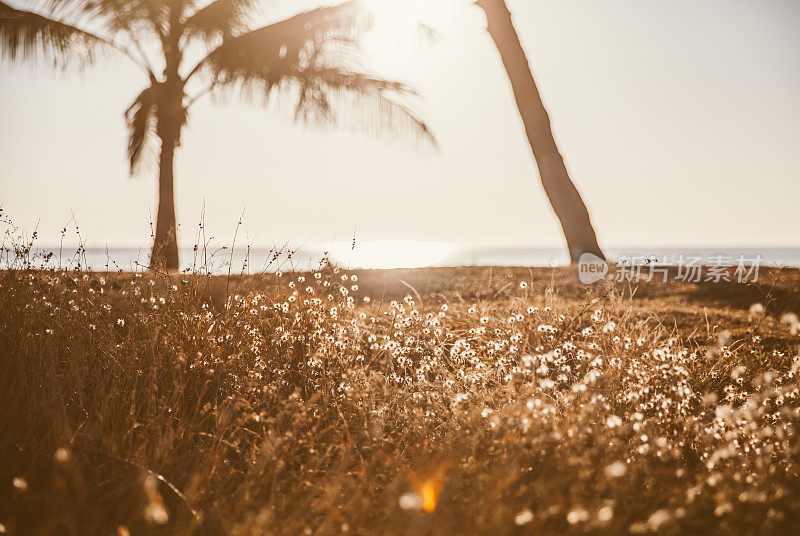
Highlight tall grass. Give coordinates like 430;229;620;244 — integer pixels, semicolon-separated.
1;234;800;534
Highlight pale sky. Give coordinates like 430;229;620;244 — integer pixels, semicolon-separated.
1;0;799;252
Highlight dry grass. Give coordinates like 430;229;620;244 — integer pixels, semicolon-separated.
1;262;800;535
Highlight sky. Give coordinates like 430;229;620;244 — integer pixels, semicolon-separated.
1;0;799;253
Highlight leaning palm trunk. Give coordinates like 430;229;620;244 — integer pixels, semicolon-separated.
477;0;604;262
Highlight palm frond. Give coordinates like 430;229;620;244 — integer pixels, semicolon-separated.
291;68;436;146
189;1;369;84
0;0;113;68
45;0;170;44
190;1;435;145
182;0;256;44
125;85;158;175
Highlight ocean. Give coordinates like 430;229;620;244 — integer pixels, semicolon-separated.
4;243;799;273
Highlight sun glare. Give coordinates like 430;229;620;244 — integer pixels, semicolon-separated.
329;241;457;269
363;0;458;23
361;0;466;59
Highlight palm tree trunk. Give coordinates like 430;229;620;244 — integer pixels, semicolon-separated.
151;126;179;271
477;0;604;262
151;9;183;272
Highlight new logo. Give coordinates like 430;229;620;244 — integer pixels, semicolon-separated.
578;253;608;284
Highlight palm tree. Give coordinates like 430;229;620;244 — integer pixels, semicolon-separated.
476;0;604;262
1;0;433;270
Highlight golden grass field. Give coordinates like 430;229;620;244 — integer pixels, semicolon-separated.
2;265;800;535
